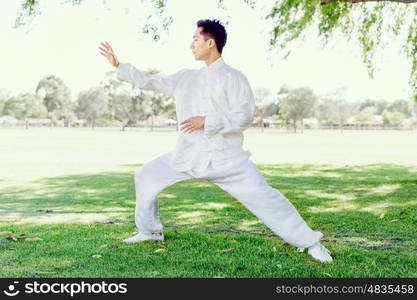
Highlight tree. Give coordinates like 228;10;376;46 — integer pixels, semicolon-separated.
355;106;377;125
106;69;175;131
279;87;318;133
387;99;413;117
147;91;173;131
254;87;273;132
163;99;177;126
16;0;417;101
36;75;74;123
359;99;377;111
0;89;11;116
114;90;148;131
316;98;336;126
140;69;175;131
382;109;407;127
317;98;359;132
375;100;390;115
263;102;280;119
3;93;48;126
100;70;125;124
76;87;108;129
266;0;417;102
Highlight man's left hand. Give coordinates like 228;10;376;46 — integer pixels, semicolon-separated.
180;116;205;133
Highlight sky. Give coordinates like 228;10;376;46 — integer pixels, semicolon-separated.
0;0;414;103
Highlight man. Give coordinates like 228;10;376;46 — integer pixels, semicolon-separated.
99;19;333;263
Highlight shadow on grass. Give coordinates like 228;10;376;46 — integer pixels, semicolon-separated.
1;163;416;248
0;163;416;277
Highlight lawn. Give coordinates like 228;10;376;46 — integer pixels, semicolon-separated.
0;127;416;277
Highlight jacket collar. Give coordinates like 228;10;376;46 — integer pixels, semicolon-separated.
202;56;225;72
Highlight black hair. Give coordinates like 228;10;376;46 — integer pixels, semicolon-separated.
196;19;227;54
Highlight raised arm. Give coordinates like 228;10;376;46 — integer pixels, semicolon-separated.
99;41;185;97
116;63;187;97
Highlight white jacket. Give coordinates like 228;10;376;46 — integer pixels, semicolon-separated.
117;57;255;172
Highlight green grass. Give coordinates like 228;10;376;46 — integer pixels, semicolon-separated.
0;128;416;277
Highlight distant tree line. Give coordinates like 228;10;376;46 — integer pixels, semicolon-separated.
254;86;417;133
0;69;176;130
1;74;416;132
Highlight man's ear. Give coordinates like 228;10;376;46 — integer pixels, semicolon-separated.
208;38;216;49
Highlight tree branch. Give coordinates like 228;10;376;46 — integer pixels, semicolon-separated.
321;0;417;5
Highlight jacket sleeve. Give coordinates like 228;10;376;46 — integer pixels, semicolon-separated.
204;71;255;135
116;62;186;97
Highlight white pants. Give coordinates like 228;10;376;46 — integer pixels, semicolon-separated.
133;151;323;248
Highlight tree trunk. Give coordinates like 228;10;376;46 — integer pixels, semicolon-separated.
293;119;297;133
301;119;304;134
122;120;131;131
260;111;264;133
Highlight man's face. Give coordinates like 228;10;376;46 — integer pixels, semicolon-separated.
190;27;213;61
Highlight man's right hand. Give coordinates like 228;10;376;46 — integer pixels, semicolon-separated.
99;41;120;68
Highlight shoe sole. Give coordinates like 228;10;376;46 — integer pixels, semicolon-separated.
123;237;164;243
308;253;333;263
298;247;333;263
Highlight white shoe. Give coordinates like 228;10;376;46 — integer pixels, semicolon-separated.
123;232;164;243
298;243;333;263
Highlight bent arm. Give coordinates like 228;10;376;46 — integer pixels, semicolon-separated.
204;71;255;135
